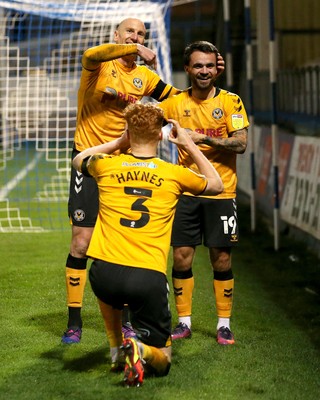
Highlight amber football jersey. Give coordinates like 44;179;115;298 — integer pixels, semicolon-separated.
85;153;207;275
74;60;178;152
159;88;249;199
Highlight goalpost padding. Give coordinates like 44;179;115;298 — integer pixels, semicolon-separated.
0;0;175;231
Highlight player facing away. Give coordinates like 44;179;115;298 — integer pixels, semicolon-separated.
159;41;249;345
72;102;224;386
63;17;226;344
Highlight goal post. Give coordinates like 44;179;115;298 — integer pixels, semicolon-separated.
0;0;175;232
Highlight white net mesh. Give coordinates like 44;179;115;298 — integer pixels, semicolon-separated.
0;0;174;231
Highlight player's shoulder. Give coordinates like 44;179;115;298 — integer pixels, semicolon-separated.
218;87;241;100
89;153;112;163
160;88;190;105
135;64;159;76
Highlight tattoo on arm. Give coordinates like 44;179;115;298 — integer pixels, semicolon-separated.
202;129;248;154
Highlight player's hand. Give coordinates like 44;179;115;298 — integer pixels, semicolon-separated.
118;129;130;150
217;53;225;78
137;44;157;70
166;119;195;150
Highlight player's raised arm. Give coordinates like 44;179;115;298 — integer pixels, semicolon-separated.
168;119;224;196
82;43;139;69
72;132;129;172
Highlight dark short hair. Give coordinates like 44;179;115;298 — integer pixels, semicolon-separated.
183;41;219;66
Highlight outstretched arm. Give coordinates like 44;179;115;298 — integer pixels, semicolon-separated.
72;133;129;172
82;43;157;69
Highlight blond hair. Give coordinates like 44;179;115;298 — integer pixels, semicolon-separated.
123;102;164;144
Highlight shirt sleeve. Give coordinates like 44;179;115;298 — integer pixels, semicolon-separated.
175;165;208;195
85;153;113;178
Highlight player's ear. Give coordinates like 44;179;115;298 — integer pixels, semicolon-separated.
113;29;119;42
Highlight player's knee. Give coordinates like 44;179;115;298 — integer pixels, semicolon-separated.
210;248;231;270
70;235;91;258
173;247;194;270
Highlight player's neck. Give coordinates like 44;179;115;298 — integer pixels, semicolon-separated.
130;143;157;158
191;85;216;100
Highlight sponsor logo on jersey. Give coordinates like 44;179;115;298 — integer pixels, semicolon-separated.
133;78;143;89
212;108;223;119
73;209;85;222
231;114;244;130
101;88;138;105
122;161;158;169
194;127;223;137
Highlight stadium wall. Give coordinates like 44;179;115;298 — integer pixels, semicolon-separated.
237;125;320;258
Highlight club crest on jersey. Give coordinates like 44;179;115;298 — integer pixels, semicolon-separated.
231;114;244;129
73;209;85;222
133;78;143;89
212;108;223;119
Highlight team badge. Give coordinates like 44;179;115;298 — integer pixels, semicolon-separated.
231;114;244;129
212;108;223;119
133;78;143;89
73;209;85;222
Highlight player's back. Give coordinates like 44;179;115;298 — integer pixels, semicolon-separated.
86;153;206;274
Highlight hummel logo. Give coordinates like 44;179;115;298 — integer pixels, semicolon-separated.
75;171;83;194
224;288;233;298
69;277;80;287
75;176;83;185
174;286;183;296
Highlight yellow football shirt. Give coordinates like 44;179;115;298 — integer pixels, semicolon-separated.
74;60;179;151
159;88;249;199
85;153;207;275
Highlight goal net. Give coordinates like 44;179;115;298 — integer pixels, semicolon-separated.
0;0;175;232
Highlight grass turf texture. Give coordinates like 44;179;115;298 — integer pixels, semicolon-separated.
0;202;319;399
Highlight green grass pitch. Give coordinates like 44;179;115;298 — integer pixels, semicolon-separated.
0;202;319;399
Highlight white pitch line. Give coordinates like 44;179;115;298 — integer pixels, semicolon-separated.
0;152;43;200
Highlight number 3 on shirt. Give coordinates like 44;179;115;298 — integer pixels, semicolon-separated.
120;186;152;228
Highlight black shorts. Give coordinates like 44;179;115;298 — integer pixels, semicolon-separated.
68;149;99;227
171;195;239;248
89;260;172;348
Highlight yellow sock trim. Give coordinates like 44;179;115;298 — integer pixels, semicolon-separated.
172;276;194;317
66;267;87;307
213;278;234;318
98;300;123;348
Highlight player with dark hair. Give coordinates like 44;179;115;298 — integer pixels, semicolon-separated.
72;102;223;386
62;19;225;344
159;41;249;345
